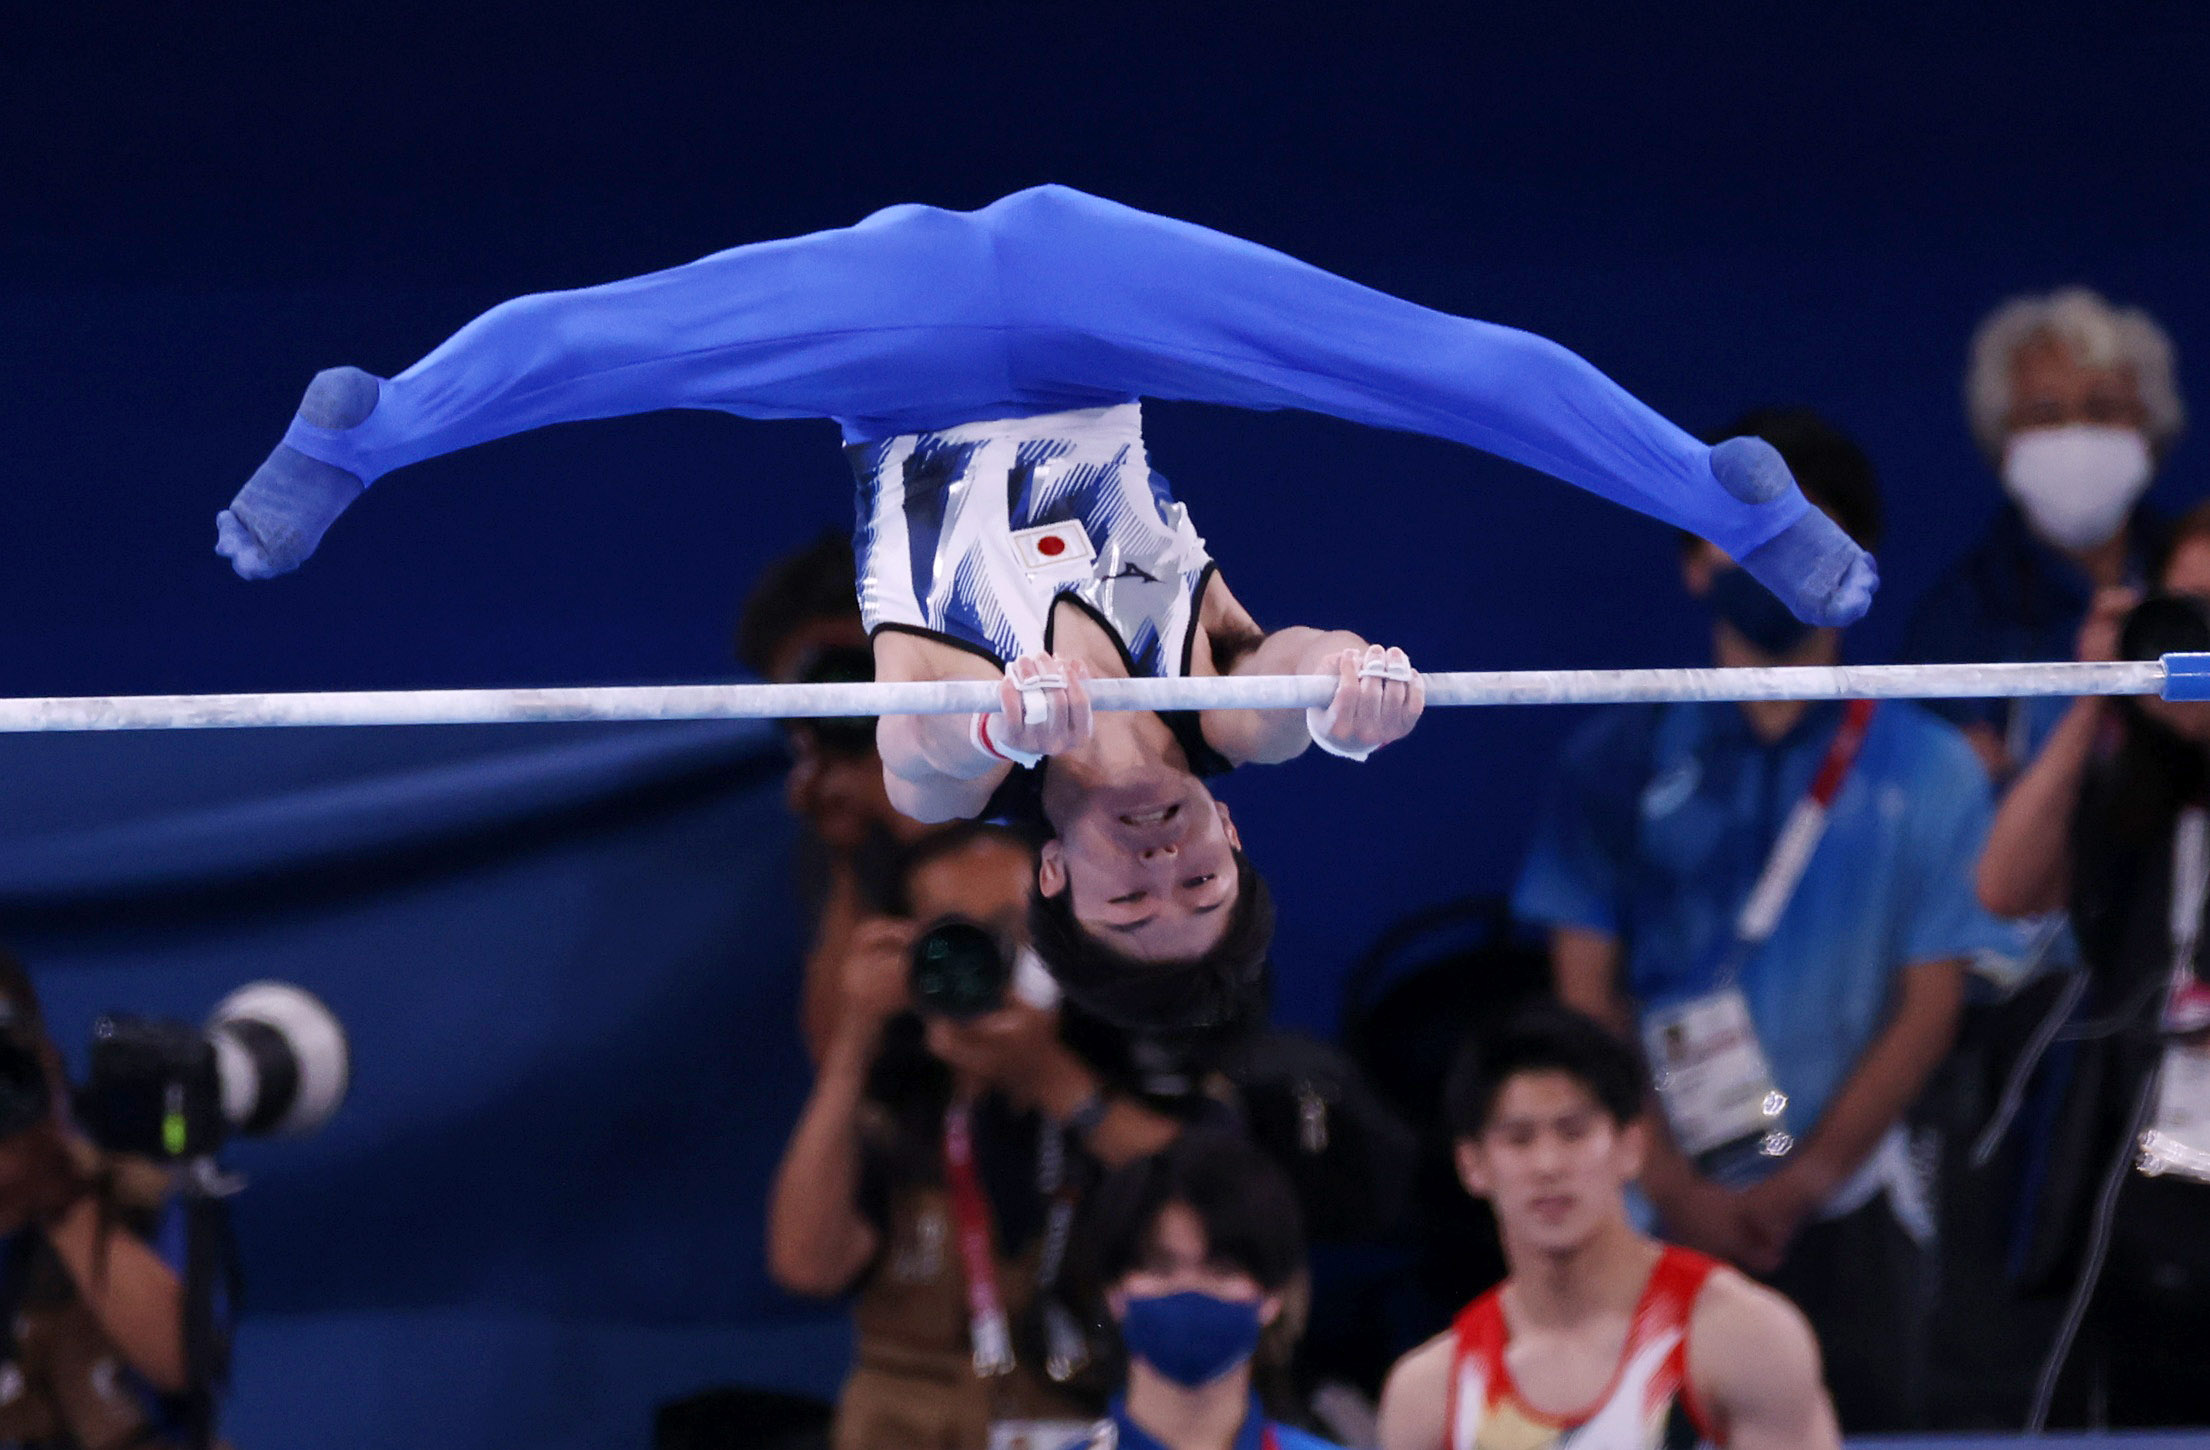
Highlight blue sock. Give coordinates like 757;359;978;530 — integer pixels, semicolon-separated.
1711;436;1878;627
215;367;381;579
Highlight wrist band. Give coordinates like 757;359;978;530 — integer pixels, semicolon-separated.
971;712;1044;769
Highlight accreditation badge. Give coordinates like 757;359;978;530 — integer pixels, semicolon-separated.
1642;988;1792;1158
2138;1040;2210;1185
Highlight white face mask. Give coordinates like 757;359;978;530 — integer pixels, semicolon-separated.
2001;424;2153;552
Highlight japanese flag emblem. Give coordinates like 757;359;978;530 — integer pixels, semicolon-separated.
1011;520;1096;571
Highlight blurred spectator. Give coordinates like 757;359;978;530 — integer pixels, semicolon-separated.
1511;408;2014;1432
736;529;935;1062
1068;1130;1338;1450
1906;288;2187;779
1376;1004;1838;1450
737;529;874;688
766;823;1181;1450
1976;499;2210;1428
0;949;197;1448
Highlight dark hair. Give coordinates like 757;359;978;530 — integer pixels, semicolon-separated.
0;946;47;1041
1027;849;1273;1032
733;529;860;677
1700;407;1883;551
1081;1130;1305;1295
893;821;1037;911
1443;1001;1645;1142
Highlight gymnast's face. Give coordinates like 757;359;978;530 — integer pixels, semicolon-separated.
1456;1071;1642;1259
1035;781;1242;962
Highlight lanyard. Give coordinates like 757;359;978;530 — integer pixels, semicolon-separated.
2165;807;2210;1033
1731;698;1878;954
943;1102;1016;1377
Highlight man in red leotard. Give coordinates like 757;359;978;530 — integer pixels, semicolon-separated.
1377;1005;1838;1450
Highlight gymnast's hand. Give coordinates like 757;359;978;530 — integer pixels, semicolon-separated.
973;654;1094;768
1307;644;1425;761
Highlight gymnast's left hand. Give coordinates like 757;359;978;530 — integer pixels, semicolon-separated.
1308;644;1425;761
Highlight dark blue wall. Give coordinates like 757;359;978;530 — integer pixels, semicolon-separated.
2;6;2207;1440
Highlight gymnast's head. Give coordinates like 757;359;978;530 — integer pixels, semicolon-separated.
1025;771;1274;1031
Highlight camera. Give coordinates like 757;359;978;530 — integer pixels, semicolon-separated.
909;918;1013;1020
2121;591;2210;663
908;918;1061;1020
78;982;351;1161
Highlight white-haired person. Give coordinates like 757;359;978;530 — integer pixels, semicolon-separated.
1904;286;2188;780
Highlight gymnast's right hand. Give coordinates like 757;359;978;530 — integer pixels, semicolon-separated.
1307;643;1425;761
973;654;1094;768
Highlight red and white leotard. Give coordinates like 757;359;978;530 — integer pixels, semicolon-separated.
1445;1245;1722;1450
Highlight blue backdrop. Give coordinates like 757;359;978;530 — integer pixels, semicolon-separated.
4;4;2207;1443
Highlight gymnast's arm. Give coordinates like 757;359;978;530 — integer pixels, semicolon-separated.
1192;575;1423;765
1686;1268;1841;1450
1374;1329;1455;1450
871;634;1097;823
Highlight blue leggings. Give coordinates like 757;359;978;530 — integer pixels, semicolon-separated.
279;185;1810;563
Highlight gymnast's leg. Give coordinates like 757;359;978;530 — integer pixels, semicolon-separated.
217;202;1025;578
974;185;1874;624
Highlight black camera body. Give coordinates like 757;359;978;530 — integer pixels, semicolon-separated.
908;917;1014;1020
80;1016;230;1161
77;984;350;1162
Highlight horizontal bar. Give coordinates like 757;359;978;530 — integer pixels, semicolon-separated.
0;657;2181;734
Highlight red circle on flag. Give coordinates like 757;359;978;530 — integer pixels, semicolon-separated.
1038;535;1066;557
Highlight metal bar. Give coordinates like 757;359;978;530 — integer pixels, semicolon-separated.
0;658;2175;734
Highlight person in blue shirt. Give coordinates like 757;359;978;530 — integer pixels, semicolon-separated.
1066;1130;1340;1450
1903;287;2188;780
1512;408;2014;1436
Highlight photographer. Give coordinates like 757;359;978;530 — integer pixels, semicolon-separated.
767;823;1181;1450
734;530;937;1064
0;949;194;1450
1977;499;2210;1427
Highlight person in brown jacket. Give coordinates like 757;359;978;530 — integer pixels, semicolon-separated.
767;824;1184;1450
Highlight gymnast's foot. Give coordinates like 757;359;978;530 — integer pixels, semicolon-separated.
1711;436;1878;628
216;366;381;579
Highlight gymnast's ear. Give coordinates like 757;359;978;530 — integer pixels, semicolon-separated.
1453;1138;1492;1199
1214;799;1241;850
1037;839;1068;897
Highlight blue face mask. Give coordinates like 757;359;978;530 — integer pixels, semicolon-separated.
1709;565;1815;657
1118;1290;1265;1388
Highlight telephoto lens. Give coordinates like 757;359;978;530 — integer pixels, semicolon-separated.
908;918;1012;1020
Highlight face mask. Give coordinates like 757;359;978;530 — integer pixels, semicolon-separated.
2002;425;2153;552
1118;1290;1264;1387
1709;566;1814;657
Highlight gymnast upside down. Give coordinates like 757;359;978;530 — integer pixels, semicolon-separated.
214;184;1877;1028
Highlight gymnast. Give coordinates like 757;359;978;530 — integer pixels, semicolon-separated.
213;184;1877;1028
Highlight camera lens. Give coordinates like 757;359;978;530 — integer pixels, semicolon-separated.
909;918;1011;1020
2121;593;2210;662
